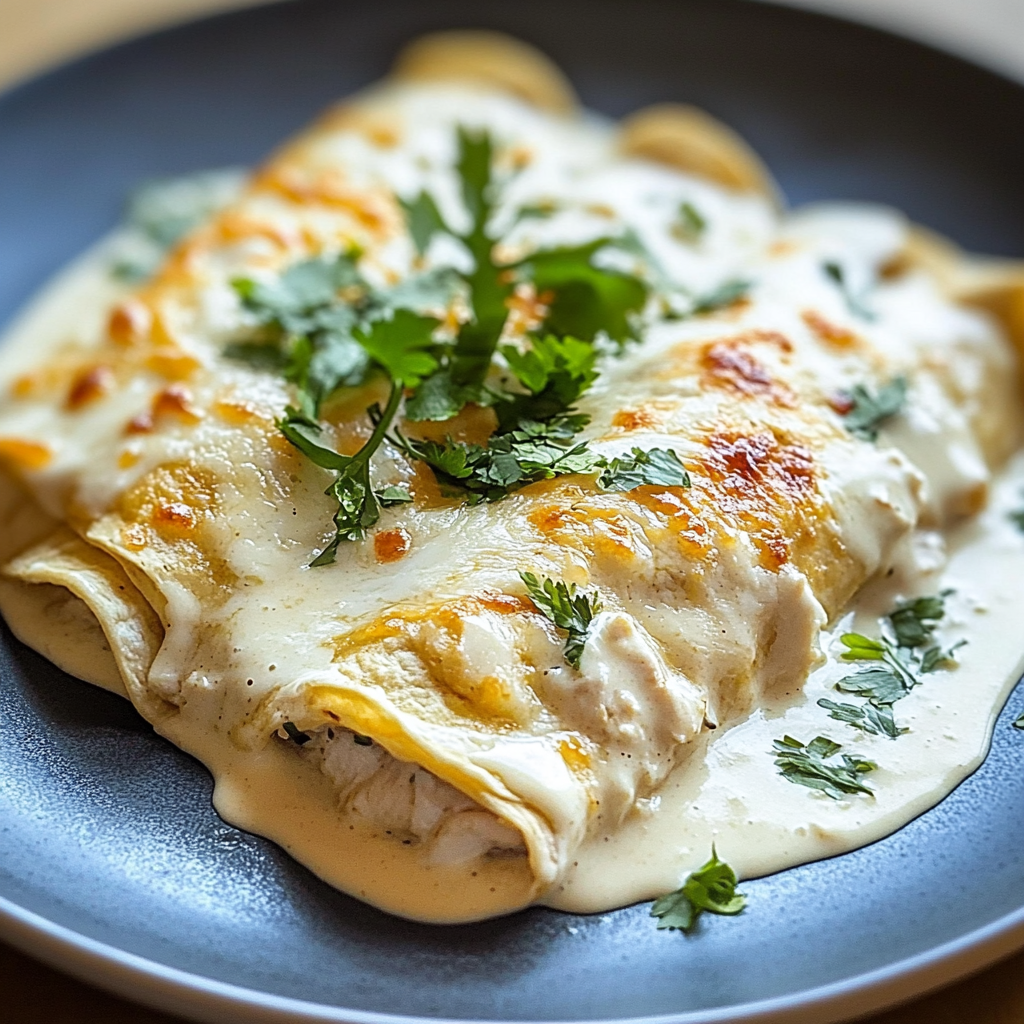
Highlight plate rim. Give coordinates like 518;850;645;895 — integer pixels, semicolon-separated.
2;1;1024;1022
3;893;1024;1024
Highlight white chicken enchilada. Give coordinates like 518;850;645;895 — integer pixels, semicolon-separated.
1;31;1024;925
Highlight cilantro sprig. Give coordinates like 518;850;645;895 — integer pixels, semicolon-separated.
650;849;746;933
401;128;650;422
816;698;906;739
519;572;601;669
823;260;876;322
672;201;707;244
280;380;412;564
395;425;689;505
773;735;876;800
839;377;908;442
223;126;684;561
835;592;964;708
392;418;600;504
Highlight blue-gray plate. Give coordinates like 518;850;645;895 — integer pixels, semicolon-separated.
1;2;1023;1022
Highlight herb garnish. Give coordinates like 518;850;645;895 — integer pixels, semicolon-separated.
650;849;746;933
773;735;876;799
835;592;964;707
838;376;907;442
823;260;875;322
226;127;683;560
691;278;751;315
817;698;906;739
1007;493;1024;533
112;169;242;282
1014;713;1024;731
400;128;650;422
280;381;414;564
519;572;601;669
672;201;707;244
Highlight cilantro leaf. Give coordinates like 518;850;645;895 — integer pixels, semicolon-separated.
823;260;876;321
840;377;908;442
353;309;440;387
834;592;963;707
888;593;948;648
496;334;598;430
280;381;405;564
393;418;603;504
651;848;746;933
597;447;690;492
772;735;876;800
817;698;906;739
519;571;601;669
692;278;751;315
834;663;911;706
672;201;707;244
400;191;449;256
521;239;650;344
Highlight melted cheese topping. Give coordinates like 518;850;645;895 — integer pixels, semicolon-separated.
0;73;1022;923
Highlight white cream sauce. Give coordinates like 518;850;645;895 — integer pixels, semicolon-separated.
1;84;1023;923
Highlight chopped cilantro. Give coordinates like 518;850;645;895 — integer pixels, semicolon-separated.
280;381;405;564
672;201;707;244
517;238;650;345
495;334;598;431
839;376;907;442
399;129;650;422
111;169;242;281
1008;494;1024;534
597;447;690;492
823;260;876;321
817;698;906;739
691;278;751;315
772;735;876;800
400;191;449;256
519;572;601;669
650;849;746;933
392;418;602;504
835;591;964;707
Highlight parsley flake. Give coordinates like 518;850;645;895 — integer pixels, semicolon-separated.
773;735;876;800
597;447;690;491
839;377;908;442
650;849;746;933
835;591;963;707
817;698;906;739
280;381;405;565
519;572;601;669
691;278;751;315
672;201;707;244
823;260;876;321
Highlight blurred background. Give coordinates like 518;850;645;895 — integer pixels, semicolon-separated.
1;0;1024;92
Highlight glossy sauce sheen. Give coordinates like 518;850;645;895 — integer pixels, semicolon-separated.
0;83;1022;923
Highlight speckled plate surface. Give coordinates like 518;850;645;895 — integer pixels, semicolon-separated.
1;2;1024;1022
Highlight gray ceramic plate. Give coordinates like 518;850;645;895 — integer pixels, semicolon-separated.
1;2;1023;1022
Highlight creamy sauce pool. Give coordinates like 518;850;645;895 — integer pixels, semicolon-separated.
1;85;1022;922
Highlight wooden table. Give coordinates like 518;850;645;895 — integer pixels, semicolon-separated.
1;2;1022;1022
